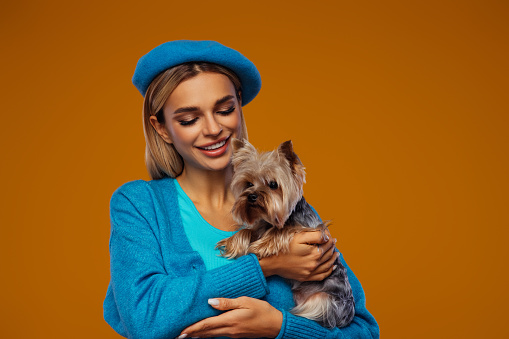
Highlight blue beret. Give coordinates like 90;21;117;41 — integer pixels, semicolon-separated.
132;40;261;106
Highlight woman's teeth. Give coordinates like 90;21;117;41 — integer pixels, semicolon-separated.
201;139;227;150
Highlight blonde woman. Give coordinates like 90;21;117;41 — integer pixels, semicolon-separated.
103;40;378;339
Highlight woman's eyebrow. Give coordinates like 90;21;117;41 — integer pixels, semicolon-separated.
215;95;235;106
173;95;235;115
173;106;199;115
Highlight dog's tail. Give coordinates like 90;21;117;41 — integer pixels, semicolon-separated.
290;289;355;329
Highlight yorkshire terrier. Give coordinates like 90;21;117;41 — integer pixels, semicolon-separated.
216;139;355;328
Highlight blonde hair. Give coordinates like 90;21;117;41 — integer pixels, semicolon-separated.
143;62;249;179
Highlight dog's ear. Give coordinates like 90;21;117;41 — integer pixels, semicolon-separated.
277;140;306;183
232;138;256;154
232;138;247;153
231;138;257;169
278;140;302;167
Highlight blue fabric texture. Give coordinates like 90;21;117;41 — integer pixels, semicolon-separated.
103;177;380;338
132;40;262;106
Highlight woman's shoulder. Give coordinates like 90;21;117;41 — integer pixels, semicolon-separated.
113;177;176;196
113;178;147;192
110;177;178;209
109;177;181;226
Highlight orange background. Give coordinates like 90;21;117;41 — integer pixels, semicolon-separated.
1;0;508;338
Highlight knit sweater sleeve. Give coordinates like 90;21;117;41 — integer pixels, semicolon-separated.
105;181;270;339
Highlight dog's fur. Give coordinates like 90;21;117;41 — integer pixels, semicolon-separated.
216;139;355;328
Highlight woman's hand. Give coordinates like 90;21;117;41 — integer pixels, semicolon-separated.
259;229;339;281
178;297;283;338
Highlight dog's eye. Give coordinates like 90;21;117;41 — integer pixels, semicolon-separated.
246;182;254;188
269;181;278;190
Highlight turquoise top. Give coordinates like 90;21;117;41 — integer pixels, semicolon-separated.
175;180;236;270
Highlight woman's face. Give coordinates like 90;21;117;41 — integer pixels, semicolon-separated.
158;72;242;173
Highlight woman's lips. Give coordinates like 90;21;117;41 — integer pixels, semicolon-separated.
195;135;231;157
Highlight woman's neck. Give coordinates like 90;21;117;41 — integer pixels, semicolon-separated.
176;165;234;209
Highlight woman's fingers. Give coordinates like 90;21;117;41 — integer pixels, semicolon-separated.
266;227;339;281
320;251;340;272
179;298;242;337
178;297;282;339
293;229;335;258
296;229;329;245
179;313;232;339
317;246;335;266
307;249;340;280
207;297;243;311
309;235;335;265
307;254;339;281
305;248;340;281
317;239;336;264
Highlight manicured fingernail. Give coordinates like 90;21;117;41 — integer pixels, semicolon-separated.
333;265;337;271
177;335;187;339
208;298;220;306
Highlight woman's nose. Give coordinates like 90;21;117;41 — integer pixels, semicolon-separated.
203;115;223;136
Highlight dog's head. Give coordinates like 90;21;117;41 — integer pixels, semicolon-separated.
230;138;306;228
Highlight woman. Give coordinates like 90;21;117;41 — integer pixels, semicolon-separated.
103;40;379;339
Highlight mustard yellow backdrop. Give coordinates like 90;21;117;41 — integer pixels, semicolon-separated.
1;0;507;338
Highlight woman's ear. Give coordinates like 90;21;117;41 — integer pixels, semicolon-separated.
237;90;243;107
149;115;173;144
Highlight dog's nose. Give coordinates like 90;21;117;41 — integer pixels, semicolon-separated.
248;194;258;203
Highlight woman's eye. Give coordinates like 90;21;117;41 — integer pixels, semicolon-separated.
179;118;198;126
269;181;278;189
217;106;235;115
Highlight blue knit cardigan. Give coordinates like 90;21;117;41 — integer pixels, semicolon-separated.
103;177;379;339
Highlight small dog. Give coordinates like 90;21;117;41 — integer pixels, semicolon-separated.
216;139;355;328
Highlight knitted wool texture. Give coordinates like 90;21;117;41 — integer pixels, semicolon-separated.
103;177;379;339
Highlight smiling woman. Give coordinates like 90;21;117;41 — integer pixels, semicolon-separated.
150;72;241;174
103;40;379;339
143;62;249;179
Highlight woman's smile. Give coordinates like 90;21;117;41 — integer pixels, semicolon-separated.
195;134;232;157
